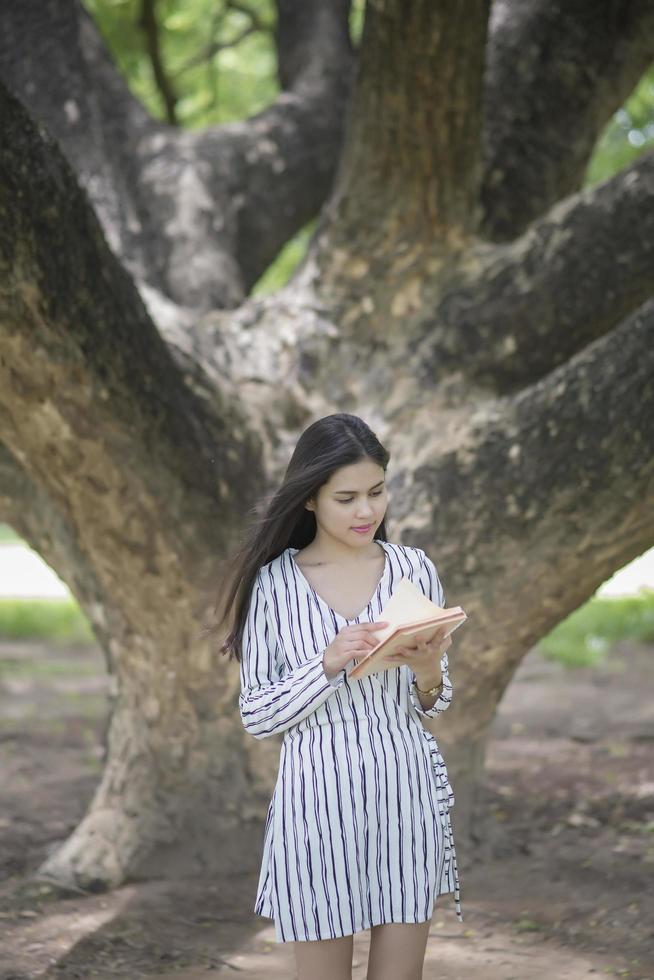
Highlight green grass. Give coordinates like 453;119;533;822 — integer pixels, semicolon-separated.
0;598;94;644
0;655;100;679
536;589;654;668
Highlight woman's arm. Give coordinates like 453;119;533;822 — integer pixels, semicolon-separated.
407;549;454;718
238;573;345;739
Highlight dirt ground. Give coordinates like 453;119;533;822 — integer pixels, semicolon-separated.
0;638;652;980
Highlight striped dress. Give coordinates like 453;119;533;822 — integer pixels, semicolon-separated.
238;539;463;943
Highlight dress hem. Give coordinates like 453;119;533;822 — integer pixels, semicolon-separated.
255;886;463;943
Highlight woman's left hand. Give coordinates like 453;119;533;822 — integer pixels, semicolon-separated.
385;626;452;678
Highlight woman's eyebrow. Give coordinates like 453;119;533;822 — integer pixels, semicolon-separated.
333;480;385;494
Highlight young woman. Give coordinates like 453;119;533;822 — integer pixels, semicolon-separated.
217;413;462;980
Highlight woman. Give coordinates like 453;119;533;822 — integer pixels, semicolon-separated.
216;413;462;980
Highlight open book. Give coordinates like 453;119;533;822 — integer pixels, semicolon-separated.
348;577;467;681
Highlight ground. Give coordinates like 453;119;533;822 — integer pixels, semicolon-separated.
0;638;652;980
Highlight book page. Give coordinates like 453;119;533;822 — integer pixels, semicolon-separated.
348;578;467;680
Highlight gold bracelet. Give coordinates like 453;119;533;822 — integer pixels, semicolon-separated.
414;678;443;696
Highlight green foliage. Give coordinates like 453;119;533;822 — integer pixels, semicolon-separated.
78;4;654;287
251;219;316;294
0;524;18;543
82;0;279;128
81;0;365;130
586;65;654;185
0;599;94;644
350;0;366;42
536;589;654;668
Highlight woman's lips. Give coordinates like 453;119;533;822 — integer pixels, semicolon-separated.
352;524;373;533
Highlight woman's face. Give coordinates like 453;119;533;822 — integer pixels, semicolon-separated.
306;458;388;547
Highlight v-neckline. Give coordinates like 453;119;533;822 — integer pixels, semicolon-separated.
288;540;389;622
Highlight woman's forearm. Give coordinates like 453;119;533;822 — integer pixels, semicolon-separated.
413;670;443;710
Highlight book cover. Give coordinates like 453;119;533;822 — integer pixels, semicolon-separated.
348;577;467;680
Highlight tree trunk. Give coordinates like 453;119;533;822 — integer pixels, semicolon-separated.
0;0;652;889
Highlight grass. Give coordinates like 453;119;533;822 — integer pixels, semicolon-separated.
0;599;94;644
0;655;100;679
536;589;654;668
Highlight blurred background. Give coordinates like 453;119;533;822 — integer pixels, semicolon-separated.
2;0;654;661
1;3;653;977
2;520;653;666
83;0;654;296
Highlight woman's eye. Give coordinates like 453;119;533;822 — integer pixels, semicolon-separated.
338;490;383;504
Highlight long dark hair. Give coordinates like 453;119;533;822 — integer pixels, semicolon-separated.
211;413;391;663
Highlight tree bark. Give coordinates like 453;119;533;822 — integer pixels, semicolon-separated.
481;0;654;239
313;0;489;265
0;0;354;311
417;151;654;390
0;0;652;889
0;81;269;886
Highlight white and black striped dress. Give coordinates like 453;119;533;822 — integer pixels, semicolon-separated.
238;539;463;943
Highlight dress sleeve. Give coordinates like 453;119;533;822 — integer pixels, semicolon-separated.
407;549;453;718
238;573;347;739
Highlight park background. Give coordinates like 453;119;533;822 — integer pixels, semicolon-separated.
1;1;653;978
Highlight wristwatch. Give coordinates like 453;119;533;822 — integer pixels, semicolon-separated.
414;678;443;696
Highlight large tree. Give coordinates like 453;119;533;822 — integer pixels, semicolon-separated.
0;0;652;890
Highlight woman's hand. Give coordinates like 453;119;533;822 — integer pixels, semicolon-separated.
322;622;390;681
385;626;452;687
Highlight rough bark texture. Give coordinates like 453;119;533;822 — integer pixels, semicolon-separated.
313;0;489;262
0;83;268;885
0;0;354;311
0;0;652;888
481;0;654;239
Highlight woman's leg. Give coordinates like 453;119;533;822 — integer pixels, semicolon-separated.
292;932;354;980
367;920;432;980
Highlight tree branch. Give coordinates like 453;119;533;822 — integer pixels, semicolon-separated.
138;0;179;125
274;0;352;92
0;82;279;890
481;0;654;240
0;0;354;310
317;0;489;247
416;150;654;391
408;298;654;733
0;81;264;616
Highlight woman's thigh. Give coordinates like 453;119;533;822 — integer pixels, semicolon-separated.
367;920;432;980
292;932;354;980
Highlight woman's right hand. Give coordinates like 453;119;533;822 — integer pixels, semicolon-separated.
322;622;389;680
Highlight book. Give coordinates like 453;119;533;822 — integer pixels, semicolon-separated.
348;577;467;681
